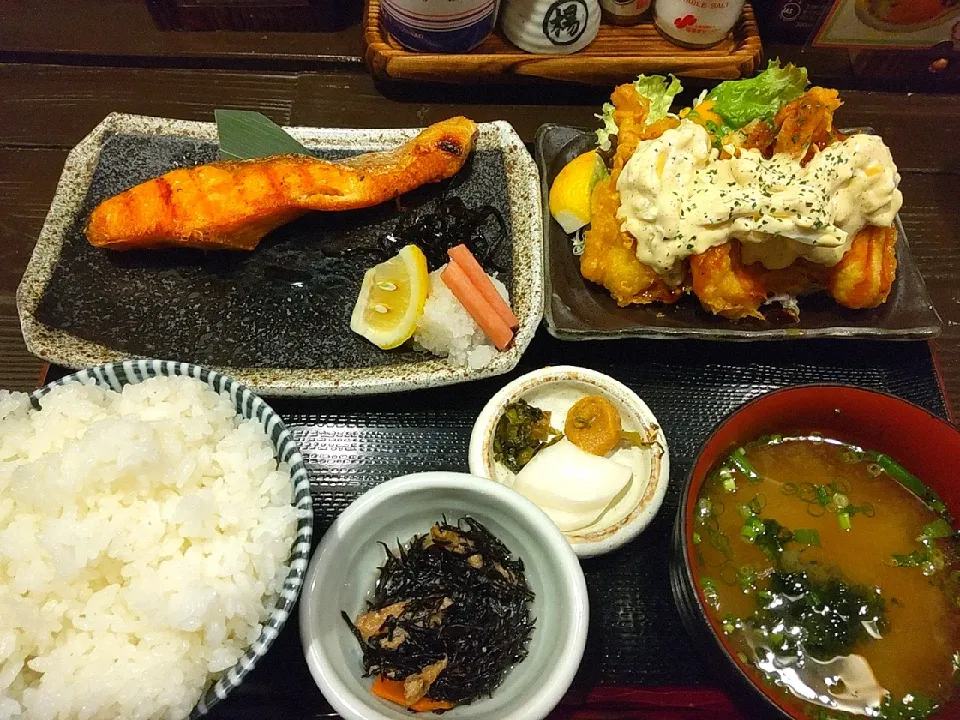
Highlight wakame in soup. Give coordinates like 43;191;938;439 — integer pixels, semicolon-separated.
692;434;960;720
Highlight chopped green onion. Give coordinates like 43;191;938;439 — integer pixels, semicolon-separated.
692;532;702;545
920;518;953;541
892;551;924;568
722;473;737;493
870;452;949;516
737;566;757;593
793;528;822;547
837;511;852;531
701;576;720;609
815;485;832;506
741;515;764;541
875;452;925;494
833;493;850;509
730;448;761;483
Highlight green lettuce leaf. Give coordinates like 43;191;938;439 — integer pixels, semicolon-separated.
596;102;618;152
705;61;808;130
596;74;682;151
634;74;682;124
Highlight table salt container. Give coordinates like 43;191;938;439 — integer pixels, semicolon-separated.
653;0;745;47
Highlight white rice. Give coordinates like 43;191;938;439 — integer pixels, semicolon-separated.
414;266;510;369
0;377;298;720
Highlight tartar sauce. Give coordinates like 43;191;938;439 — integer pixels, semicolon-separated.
616;120;903;278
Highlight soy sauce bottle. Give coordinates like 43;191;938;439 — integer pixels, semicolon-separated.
600;0;651;26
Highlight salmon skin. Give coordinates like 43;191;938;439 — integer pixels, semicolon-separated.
84;116;479;251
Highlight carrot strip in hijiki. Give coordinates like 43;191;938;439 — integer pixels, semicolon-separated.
370;675;454;712
441;261;514;351
447;244;519;329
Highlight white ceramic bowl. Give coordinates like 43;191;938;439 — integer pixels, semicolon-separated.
500;0;601;55
30;359;314;718
300;471;588;720
469;366;670;558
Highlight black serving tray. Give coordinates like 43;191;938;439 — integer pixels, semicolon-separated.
43;333;951;718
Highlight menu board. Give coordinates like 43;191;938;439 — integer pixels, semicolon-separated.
814;0;960;48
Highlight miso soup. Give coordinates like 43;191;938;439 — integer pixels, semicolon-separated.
692;434;960;719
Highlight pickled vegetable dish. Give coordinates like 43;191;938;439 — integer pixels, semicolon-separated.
692;435;959;720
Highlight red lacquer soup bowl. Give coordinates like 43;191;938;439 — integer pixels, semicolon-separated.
669;385;960;719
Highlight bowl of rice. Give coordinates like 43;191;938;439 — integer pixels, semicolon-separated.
0;360;313;720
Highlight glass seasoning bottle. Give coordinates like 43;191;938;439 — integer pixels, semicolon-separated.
653;0;746;48
600;0;652;26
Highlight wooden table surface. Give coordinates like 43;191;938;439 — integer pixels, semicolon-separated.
0;4;959;720
1;0;958;417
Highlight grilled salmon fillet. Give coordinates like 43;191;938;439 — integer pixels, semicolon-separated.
85;116;478;251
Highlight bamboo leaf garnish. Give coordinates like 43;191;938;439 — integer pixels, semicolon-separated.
215;109;313;161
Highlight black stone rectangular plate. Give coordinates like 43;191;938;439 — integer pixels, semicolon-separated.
17;113;543;396
535;124;942;342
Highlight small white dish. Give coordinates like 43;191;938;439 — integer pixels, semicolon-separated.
300;471;588;720
469;366;670;558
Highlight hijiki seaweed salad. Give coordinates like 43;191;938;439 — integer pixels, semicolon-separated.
342;517;535;712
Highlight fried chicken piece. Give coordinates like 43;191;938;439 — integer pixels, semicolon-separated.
760;260;829;298
609;83;650;174
827;224;898;309
581;175;683;307
608;84;681;173
774;87;842;161
722;118;777;158
690;241;767;321
85;116;478;251
580;84;683;306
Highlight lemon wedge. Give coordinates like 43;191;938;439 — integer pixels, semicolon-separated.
350;244;429;350
549;150;608;234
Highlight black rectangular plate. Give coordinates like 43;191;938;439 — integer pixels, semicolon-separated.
34;132;513;370
535;124;943;341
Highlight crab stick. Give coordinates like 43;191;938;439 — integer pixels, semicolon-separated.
441;261;514;351
447;244;519;329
